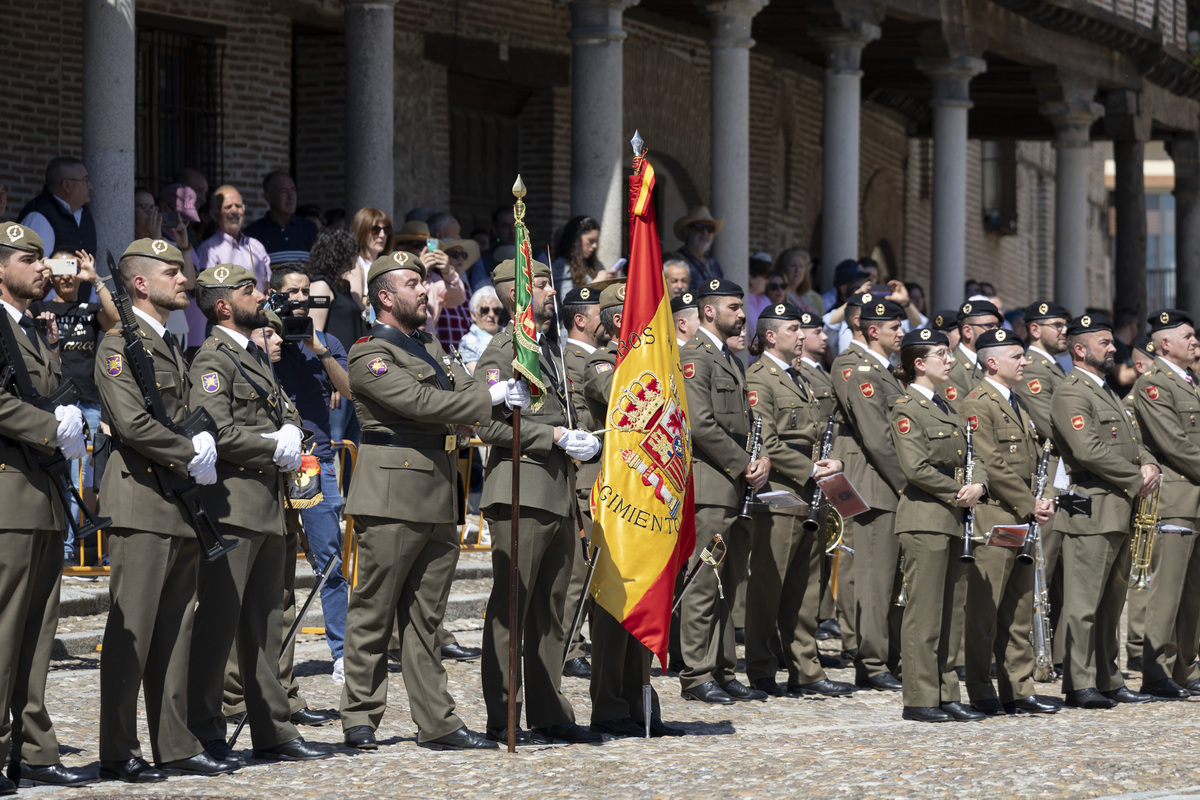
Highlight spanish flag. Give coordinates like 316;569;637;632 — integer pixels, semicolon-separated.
590;150;696;668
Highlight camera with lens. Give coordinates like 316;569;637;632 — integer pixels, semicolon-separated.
266;292;332;342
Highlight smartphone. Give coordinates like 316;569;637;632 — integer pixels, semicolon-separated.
426;237;440;252
869;283;891;297
46;257;78;276
162;211;180;228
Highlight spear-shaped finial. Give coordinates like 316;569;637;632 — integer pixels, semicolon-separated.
631;130;644;158
512;174;527;223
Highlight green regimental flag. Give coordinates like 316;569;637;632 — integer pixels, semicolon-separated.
511;215;546;411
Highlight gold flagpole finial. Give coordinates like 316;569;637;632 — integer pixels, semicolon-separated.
512;175;527;223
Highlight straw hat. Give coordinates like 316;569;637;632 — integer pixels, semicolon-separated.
673;206;724;241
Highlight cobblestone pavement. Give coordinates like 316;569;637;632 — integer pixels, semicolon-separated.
17;566;1200;799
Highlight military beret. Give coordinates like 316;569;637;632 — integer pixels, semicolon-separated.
599;281;627;311
0;222;44;258
695;277;743;299
799;311;822;329
491;257;551;285
930;309;959;331
367;250;426;284
264;309;283;335
1023;300;1070;322
1066;313;1112;336
757;301;803;322
562;285;599;305
860;299;905;321
958;299;1002;323
196;263;256;289
121;237;184;268
670;292;697;314
1148;308;1194;333
900;328;949;349
1134;335;1156;356
846;291;874;309
974;328;1023;351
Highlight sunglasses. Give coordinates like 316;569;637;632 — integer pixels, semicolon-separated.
477;306;502;315
690;223;716;234
766;283;785;291
446;250;469;260
370;225;390;235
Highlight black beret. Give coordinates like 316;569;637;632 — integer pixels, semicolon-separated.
562;285;600;305
799;311;822;329
695;278;743;299
1023;301;1070;322
900;328;949;349
1147;308;1194;333
1133;335;1156;356
670;292;697;313
930;309;959;331
1066;313;1113;336
958;299;1002;323
860;299;905;321
846;291;874;309
974;328;1023;351
757;301;803;322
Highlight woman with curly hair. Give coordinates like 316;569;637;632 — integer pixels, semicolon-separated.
308;227;368;444
551;215;617;294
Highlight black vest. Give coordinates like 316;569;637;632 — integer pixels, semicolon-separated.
18;190;97;256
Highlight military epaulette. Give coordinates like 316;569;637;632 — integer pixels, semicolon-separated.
894;394;912;405
355;336;370;345
746;360;765;374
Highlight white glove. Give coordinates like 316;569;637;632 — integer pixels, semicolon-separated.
261;424;303;471
555;429;601;461
488;378;532;410
188;432;217;485
54;405;87;460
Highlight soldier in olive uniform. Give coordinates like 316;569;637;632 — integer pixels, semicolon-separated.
830;298;907;690
185;264;330;762
943;300;1002;412
1124;335;1157;672
340;252;525;751
677;278;770;705
581;284;685;737
889;328;987;723
95;240;240;782
959;329;1058;716
475;258;602;745
1050;314;1160;709
1131;310;1200;699
744;301;853;698
1013;301;1071;673
672;291;700;348
0;223;94;791
559;284;608;679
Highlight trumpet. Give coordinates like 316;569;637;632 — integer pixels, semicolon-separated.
1130;485;1161;591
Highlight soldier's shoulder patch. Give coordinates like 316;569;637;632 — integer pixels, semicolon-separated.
201;372;220;393
967;415;979;431
485;368;501;386
367;357;387;376
1027;378;1042;394
859;382;874;398
1145;385;1161;401
896;417;911;434
355;336;370;345
104;354;122;377
841;368;853;382
1071;415;1085;430
748;390;758;406
595;362;613;374
945;386;958;401
683;363;695;379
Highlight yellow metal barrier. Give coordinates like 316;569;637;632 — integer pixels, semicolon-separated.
333;440;359;589
63;444;109;576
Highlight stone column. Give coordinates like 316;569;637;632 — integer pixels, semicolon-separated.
562;0;638;268
703;0;768;290
82;0;136;259
344;0;398;219
1038;74;1102;315
1105;91;1150;329
917;56;986;314
810;23;880;292
1169;138;1200;315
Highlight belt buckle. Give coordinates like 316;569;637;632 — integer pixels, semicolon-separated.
444;434;456;451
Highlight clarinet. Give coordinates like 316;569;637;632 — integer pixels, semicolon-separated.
739;415;764;519
960;422;976;563
1020;442;1053;565
803;412;837;533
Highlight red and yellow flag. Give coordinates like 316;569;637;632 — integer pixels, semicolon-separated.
590;152;696;668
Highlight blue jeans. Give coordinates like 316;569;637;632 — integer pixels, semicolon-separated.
300;457;348;659
328;398;360;446
66;401;102;560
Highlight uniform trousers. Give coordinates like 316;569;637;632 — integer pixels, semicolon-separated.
188;527;297;750
340;518;463;742
852;509;901;678
1042;520;1065;665
1142;529;1200;685
745;511;824;686
0;530;64;766
835;522;857;651
678;505;749;692
963;543;1035;704
898;532;967;708
99;530;203;763
589;606;661;723
1061;531;1130;693
561;494;592;661
481;506;576;731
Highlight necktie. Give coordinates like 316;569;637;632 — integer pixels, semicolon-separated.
17;316;42;356
1103;382;1117;400
247;341;269;369
816;363;824;373
162;331;182;365
721;344;733;363
1187;368;1197;385
1008;391;1023;422
932;393;950;414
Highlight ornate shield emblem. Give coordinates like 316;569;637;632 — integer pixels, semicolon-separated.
485;368;500;386
859;382;874;398
896;418;910;434
1027;378;1041;394
1071;415;1085;430
1146;385;1160;401
104;355;122;377
201;372;220;393
682;363;695;379
967;415;978;431
748;391;758;406
945;386;958;401
841;368;852;382
368;357;387;376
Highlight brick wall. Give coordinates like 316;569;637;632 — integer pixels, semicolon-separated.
294;32;346;216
